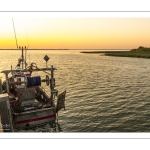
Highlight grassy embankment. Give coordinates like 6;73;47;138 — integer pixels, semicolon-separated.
81;46;150;58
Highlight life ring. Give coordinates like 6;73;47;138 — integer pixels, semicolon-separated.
46;75;49;86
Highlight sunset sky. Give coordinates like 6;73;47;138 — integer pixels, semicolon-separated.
1;17;150;49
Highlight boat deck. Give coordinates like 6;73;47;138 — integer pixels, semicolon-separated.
0;94;13;132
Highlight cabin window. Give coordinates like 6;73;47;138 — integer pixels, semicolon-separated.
17;78;21;82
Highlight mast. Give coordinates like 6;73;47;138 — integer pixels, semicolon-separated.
25;48;27;69
21;47;24;69
12;18;28;70
25;30;29;69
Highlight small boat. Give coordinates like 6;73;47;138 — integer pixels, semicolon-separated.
0;47;66;129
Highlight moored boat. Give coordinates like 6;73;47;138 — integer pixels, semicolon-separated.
0;47;66;129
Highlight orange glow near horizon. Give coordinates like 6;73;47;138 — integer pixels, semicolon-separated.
1;18;150;49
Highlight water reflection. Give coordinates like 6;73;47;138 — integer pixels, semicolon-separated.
2;50;150;132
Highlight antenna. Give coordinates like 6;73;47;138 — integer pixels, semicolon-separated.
12;18;18;49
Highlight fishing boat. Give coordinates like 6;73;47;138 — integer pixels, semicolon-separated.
0;47;66;130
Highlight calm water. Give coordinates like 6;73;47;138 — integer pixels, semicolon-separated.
1;50;150;132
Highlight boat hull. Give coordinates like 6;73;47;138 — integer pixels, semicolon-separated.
13;107;56;129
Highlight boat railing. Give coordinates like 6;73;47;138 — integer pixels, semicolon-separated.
1;66;56;93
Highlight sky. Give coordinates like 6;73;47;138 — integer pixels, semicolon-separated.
1;17;150;49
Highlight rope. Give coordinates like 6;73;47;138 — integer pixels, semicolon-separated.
27;76;41;87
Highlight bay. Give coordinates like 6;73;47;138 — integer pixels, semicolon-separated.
0;50;150;132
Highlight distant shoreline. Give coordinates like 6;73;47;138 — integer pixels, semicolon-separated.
0;49;131;50
81;47;150;59
80;50;129;53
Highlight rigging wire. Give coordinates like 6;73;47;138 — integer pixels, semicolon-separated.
12;18;18;49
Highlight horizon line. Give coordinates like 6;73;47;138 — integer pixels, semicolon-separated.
0;48;132;50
